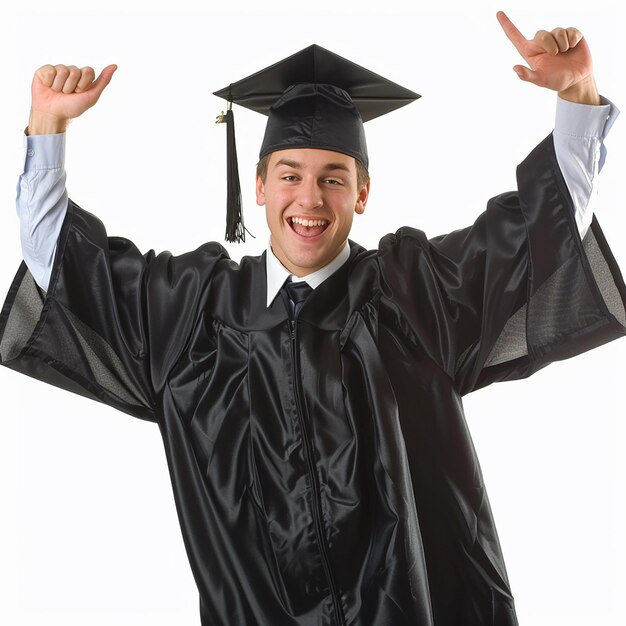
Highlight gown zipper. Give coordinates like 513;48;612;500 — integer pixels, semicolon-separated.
289;318;346;626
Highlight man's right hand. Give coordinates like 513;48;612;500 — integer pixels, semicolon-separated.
27;64;117;135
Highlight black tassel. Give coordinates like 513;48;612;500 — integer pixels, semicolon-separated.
224;107;245;243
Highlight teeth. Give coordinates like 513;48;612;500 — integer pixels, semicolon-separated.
290;217;328;227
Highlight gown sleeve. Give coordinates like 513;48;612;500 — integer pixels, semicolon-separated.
377;134;626;396
0;199;228;421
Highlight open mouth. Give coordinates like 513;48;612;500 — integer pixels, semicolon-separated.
288;217;329;238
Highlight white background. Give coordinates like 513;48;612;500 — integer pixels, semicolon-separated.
0;1;624;624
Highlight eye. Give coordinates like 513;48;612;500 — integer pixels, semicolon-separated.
323;178;343;185
282;175;298;182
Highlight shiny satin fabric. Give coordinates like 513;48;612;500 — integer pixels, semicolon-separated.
1;135;625;626
260;83;370;169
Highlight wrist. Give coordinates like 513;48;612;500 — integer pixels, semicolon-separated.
558;75;601;106
27;109;69;135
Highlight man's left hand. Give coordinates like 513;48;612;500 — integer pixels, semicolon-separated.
497;11;600;105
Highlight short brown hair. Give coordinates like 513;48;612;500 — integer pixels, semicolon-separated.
256;154;370;189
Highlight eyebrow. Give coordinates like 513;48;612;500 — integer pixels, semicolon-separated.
274;158;352;174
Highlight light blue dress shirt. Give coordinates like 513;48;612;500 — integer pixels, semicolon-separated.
16;96;618;294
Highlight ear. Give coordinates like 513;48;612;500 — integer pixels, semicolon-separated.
256;175;266;206
354;181;370;215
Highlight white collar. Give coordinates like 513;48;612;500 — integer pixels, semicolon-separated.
265;240;351;307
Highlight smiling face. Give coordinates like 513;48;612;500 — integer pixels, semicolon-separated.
256;148;370;277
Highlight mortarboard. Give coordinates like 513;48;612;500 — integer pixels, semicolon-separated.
214;44;420;243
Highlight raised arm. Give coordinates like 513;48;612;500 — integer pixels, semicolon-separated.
19;64;117;291
497;12;616;242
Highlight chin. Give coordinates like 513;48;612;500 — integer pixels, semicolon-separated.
287;254;324;275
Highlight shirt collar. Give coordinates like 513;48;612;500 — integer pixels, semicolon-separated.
265;240;351;307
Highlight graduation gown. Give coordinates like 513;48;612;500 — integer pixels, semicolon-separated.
1;135;625;626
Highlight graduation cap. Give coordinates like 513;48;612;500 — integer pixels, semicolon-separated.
214;44;420;243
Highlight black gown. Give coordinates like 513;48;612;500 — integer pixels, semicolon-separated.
1;135;625;626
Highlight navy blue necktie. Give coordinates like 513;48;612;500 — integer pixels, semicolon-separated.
284;280;313;317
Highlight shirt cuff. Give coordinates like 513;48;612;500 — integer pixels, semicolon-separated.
554;95;620;140
23;132;66;172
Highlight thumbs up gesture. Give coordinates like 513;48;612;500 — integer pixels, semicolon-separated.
28;64;118;135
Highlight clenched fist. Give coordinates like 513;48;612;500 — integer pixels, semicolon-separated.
28;64;117;135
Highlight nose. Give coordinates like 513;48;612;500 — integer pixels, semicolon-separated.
296;177;323;210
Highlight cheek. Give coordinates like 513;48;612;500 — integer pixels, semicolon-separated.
265;198;289;232
265;207;278;232
265;189;290;213
337;207;356;231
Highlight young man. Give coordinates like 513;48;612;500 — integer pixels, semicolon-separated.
1;11;624;626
